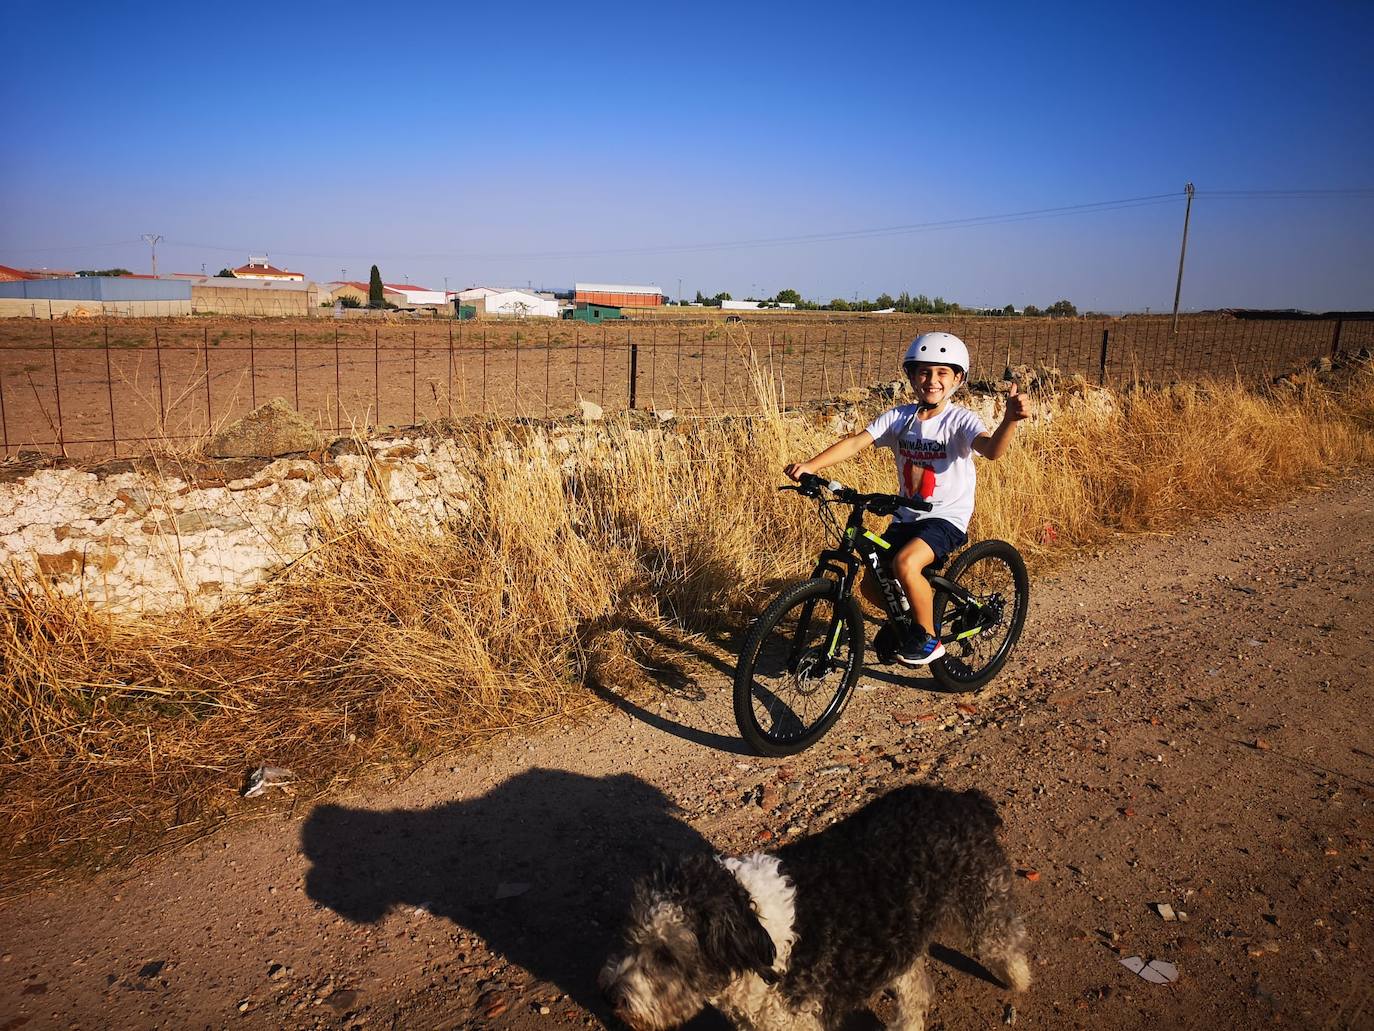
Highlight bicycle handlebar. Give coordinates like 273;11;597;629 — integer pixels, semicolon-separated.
781;472;933;515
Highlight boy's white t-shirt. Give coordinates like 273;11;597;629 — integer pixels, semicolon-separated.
865;403;988;532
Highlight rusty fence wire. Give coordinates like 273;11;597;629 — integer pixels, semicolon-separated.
0;316;1366;458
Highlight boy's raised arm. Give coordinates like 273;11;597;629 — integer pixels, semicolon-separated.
785;430;876;481
972;383;1032;460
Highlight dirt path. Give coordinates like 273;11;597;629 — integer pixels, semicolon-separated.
2;472;1372;1031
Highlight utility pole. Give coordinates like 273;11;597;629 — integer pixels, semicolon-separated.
341;267;347;284
141;233;163;277
678;277;682;306
1171;182;1195;335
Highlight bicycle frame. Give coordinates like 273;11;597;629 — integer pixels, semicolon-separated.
809;503;989;648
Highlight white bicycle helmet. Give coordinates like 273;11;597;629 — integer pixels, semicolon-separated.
902;332;970;379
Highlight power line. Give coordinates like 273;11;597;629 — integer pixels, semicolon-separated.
160;193;1183;264
2;239;142;254
7;185;1372;265
1199;188;1374;198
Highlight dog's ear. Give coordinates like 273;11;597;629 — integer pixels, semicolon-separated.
696;884;777;979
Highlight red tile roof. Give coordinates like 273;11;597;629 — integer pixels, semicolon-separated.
233;262;301;277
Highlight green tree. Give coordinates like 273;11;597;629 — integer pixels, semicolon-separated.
76;268;132;277
1024;303;1042;317
1003;303;1016;316
875;293;895;310
774;288;802;305
829;298;851;311
694;290;706;304
214;268;237;278
368;265;385;308
1046;298;1078;318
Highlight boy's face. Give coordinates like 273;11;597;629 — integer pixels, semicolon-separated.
905;362;962;406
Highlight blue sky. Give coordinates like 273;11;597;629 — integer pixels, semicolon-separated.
3;0;1371;311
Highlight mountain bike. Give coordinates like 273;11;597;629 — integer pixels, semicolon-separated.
732;473;1029;756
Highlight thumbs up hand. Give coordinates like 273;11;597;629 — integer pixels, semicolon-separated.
1005;380;1032;422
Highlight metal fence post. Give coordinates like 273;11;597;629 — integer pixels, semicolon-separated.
1330;319;1344;358
1098;328;1110;387
334;325;341;432
204;334;213;437
49;325;66;455
292;328;300;412
698;326;706;409
0;355;9;455
628;341;639;410
105;329;117;455
153;325;166;434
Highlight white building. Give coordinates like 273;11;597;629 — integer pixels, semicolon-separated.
456;286;505;302
475;289;559;318
386;284;447;308
232;255;305;282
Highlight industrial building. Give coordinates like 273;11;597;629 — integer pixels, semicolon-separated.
0;276;192;317
565;301;623;323
469;289;559;318
190;277;318;315
573;282;663;307
385;284;447;308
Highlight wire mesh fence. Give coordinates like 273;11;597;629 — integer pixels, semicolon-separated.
0;315;1366;458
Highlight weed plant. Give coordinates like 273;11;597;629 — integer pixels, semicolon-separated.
2;362;1372;877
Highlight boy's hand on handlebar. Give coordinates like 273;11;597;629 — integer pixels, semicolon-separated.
784;462;815;482
1004;382;1032;422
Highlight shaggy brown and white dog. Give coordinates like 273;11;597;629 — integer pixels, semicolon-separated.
599;783;1030;1031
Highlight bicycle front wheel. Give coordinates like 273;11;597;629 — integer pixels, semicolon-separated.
930;539;1029;691
733;578;865;756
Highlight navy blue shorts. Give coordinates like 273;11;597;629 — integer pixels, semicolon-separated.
880;518;968;568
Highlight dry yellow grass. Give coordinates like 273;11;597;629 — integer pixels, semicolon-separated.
2;360;1372;877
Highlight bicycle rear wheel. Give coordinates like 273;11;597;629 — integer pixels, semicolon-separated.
733;578;865;756
930;540;1029;691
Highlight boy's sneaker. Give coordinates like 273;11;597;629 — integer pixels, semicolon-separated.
896;629;945;667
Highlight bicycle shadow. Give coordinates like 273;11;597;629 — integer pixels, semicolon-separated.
582;616;753;755
300;768;731;1028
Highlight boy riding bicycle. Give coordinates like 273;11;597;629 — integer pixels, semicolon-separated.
785;332;1031;666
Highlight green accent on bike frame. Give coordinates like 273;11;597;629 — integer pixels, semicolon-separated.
863;530;890;549
956;625;982;641
827;622;843;657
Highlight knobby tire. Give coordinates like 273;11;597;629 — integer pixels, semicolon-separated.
930;539;1029;691
733;578;865;756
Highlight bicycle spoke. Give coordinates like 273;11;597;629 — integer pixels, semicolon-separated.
741;590;855;744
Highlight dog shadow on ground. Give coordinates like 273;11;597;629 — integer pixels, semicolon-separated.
301;768;730;1028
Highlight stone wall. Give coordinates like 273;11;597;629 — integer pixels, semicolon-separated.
0;384;1051;617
